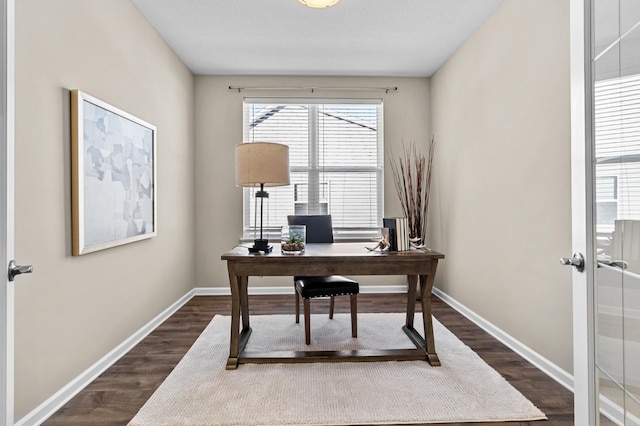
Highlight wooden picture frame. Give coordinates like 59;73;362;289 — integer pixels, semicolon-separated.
71;90;157;255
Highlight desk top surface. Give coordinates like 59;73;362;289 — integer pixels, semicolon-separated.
221;242;445;261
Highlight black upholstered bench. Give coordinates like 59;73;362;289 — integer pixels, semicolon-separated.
295;275;359;345
287;214;360;346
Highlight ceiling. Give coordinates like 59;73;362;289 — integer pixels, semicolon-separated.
130;0;505;77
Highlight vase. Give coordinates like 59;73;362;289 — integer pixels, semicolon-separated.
281;225;306;254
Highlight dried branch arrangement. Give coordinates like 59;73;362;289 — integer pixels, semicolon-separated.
388;136;435;246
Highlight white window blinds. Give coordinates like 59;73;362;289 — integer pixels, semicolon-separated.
242;98;384;240
595;74;640;231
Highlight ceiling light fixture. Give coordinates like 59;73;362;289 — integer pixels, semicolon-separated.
299;0;340;8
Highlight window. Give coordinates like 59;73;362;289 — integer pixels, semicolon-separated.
242;98;383;240
595;176;618;226
595;74;640;233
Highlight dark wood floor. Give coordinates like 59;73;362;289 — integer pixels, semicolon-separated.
44;293;576;426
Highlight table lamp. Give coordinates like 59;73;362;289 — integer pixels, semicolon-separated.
235;142;290;253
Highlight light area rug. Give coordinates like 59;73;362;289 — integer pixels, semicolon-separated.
129;313;546;426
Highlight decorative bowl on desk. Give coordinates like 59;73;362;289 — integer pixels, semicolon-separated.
281;225;306;254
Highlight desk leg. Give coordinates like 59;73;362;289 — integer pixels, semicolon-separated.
405;274;418;328
403;274;431;363
226;262;242;370
420;260;441;366
240;275;250;330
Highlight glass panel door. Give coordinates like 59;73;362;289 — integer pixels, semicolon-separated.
593;0;640;423
0;1;14;424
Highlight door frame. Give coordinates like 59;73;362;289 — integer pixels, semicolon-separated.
0;0;15;425
570;0;598;424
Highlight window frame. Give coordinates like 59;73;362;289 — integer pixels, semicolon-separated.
241;97;384;241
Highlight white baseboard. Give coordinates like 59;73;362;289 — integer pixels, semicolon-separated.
606;396;640;426
432;287;575;393
601;393;640;426
194;286;293;295
194;284;407;296
15;289;196;426
360;285;407;294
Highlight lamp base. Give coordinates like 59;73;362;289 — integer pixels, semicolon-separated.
248;239;273;253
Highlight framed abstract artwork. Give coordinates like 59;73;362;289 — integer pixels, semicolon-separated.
71;90;157;255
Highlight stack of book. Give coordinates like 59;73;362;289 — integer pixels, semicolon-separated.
383;217;410;251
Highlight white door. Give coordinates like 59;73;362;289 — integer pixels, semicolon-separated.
570;0;640;424
1;1;15;425
569;1;597;424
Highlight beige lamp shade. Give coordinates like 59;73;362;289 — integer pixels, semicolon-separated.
235;142;290;187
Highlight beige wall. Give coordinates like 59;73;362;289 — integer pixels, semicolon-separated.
194;76;432;288
429;0;573;372
14;0;195;418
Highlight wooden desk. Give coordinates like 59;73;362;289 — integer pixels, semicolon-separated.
220;242;445;370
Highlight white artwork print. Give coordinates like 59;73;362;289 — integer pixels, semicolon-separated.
73;90;156;255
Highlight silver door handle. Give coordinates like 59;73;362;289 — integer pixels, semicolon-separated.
598;259;627;269
560;253;585;272
8;260;33;281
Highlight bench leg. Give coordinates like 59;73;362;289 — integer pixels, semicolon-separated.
329;296;335;319
350;294;358;338
304;298;311;345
